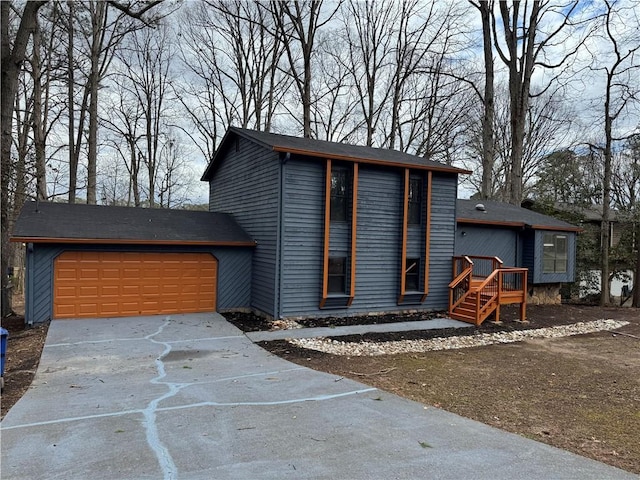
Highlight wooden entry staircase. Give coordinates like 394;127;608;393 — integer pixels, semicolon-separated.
448;256;527;326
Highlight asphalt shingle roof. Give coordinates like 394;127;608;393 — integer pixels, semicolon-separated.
202;127;470;180
457;199;581;231
11;202;255;245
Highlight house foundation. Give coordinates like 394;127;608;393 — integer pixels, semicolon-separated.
527;284;562;305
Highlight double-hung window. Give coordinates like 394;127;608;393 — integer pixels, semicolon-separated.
543;233;567;273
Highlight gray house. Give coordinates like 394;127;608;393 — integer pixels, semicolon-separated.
11;203;255;324
12;127;469;324
455;199;581;305
12;128;579;325
203;127;469;319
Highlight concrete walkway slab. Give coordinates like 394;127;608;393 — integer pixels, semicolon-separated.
246;317;470;342
1;313;635;480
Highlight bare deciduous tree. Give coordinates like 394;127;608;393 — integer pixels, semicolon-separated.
115;22;175;207
177;0;287;162
67;0;162;204
493;0;587;204
340;0;397;146
271;0;340;138
588;0;640;305
101;80;145;206
469;0;496;199
1;0;47;316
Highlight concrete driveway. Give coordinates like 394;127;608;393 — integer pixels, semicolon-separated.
1;313;635;480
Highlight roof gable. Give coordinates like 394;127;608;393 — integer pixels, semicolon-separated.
11;202;256;246
201;127;470;181
456;199;581;232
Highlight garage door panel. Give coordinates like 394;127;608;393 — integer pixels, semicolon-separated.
54;252;217;319
163;269;181;279
100;285;120;296
143;270;161;280
123;268;142;279
55;286;77;297
101;269;121;279
142;285;160;295
162;284;179;294
78;303;99;315
56;305;77;317
121;302;142;315
122;285;141;296
179;300;199;310
56;268;78;280
78;285;98;293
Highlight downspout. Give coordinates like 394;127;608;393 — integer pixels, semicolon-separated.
275;152;290;319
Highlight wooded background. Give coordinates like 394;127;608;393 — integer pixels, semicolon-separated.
2;0;639;313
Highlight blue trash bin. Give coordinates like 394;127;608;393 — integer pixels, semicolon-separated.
1;327;8;378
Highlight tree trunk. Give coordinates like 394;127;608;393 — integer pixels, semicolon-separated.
479;1;494;199
32;16;47;200
87;71;98;204
67;0;77;203
87;2;106;205
497;0;540;205
1;1;47;317
633;221;640;307
600;75;613;306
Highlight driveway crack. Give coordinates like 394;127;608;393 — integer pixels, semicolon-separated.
142;317;181;480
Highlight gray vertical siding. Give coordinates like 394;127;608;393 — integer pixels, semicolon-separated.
454;225;519;266
280;159;325;316
209;137;280;316
31;246;60;324
424;173;458;309
26;244;252;324
459;227;577;284
279;163;457;317
350;166;403;311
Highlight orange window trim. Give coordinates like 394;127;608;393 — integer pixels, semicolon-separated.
398;168;409;305
321;160;358;308
421;171;432;302
320;158;332;308
347;163;359;306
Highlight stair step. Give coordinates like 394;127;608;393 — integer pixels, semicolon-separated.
450;312;477;324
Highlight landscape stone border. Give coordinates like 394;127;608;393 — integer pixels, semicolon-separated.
289;319;630;356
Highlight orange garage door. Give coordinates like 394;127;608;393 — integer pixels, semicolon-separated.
53;251;217;319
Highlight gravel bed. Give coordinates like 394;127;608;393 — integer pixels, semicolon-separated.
289;319;630;356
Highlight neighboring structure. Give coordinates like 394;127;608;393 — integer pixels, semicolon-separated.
455;200;581;304
564;204;635;302
11;203;255;324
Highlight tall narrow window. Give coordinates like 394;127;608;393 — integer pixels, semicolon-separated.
330;167;349;222
328;257;347;293
543;234;567;273
408;176;422;225
405;258;420;291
